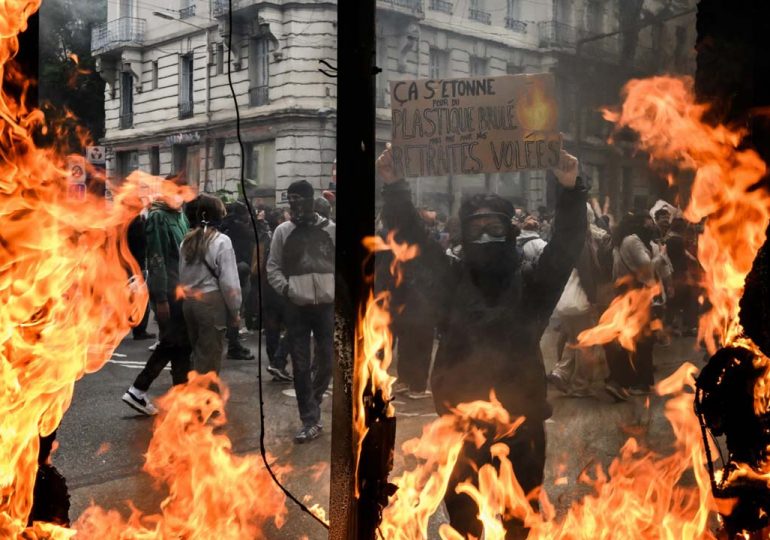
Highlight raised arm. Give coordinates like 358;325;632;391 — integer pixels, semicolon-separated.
524;150;588;320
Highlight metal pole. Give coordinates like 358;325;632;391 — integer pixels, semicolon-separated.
330;0;383;538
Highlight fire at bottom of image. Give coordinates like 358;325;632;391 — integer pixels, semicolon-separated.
3;2;770;539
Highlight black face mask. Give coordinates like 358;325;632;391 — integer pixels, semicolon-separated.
464;241;518;284
289;199;315;223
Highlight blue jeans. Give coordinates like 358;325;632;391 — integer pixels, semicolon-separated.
285;302;334;427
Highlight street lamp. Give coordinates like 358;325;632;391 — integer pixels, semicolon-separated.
151;11;216;32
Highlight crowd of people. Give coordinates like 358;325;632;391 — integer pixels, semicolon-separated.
379;185;703;406
115;149;703;537
121;173;337;445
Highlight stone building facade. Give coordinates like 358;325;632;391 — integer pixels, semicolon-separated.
93;0;696;213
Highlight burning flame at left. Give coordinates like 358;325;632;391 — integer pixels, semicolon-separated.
0;2;286;537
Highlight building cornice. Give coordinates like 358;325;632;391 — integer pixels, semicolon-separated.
102;105;336;146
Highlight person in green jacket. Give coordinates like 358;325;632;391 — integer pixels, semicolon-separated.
122;174;192;416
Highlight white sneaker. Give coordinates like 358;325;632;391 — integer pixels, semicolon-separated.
122;389;158;416
147;340;159;351
407;390;432;400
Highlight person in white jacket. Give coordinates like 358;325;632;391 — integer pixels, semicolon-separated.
267;180;335;444
179;194;242;377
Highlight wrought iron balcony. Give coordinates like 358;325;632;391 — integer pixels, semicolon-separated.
180;4;196;18
119;112;133;130
538;21;579;49
179;100;194;119
468;8;491;24
505;17;527;33
378;0;424;15
91;17;146;55
249;85;269;107
428;0;452;14
212;0;228;16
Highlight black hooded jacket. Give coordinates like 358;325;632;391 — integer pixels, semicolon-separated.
380;180;587;422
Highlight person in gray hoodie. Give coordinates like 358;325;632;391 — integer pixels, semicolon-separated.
267;180;335;443
179;194;242;377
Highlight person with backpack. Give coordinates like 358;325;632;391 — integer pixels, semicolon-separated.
122;174;191;416
267;180;335;443
178;194;242;377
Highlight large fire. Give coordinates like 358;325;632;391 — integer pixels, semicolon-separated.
2;0;768;534
74;372;288;539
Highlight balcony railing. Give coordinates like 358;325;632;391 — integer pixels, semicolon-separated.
212;0;227;16
538;21;579;49
180;4;196;18
378;0;424;14
119;112;133;129
429;0;452;14
249;85;269;107
91;17;146;55
468;8;491;24
505;17;527;33
179;100;194;119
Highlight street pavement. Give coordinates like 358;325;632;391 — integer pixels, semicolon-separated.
54;320;707;539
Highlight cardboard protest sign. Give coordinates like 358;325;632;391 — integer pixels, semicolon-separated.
390;73;561;178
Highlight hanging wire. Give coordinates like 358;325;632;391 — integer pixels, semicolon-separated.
225;0;331;530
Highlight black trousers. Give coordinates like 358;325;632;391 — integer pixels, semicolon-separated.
264;294;289;370
285;303;333;427
444;421;546;539
605;333;655;388
133;298;191;391
394;320;434;392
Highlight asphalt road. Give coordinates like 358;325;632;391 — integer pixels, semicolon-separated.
53;320;706;539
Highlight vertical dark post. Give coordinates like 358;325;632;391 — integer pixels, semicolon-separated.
17;10;38;106
330;0;378;539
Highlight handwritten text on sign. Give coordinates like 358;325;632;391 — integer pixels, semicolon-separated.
390;74;561;177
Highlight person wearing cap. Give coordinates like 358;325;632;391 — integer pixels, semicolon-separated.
267;180;335;443
376;144;587;538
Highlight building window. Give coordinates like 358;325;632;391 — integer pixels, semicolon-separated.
213;138;225;169
243;143;256;180
172;145;189;175
151;61;158;90
149;146;160;175
505;0;526;32
469;0;491;24
469;57;487;77
376;39;388;107
586;0;604;35
179;54;194;118
506;62;523;75
120;71;133;129
180;0;195;19
216;43;224;75
249;38;269;106
429;48;447;79
116;150;138;181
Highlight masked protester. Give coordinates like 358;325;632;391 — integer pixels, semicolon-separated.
376;144;586;539
267;180;335;443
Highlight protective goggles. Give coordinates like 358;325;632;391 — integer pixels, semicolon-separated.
463;212;511;241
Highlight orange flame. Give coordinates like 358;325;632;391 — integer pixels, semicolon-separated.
353;233;419;492
578;279;661;351
603;76;770;353
380;367;718;540
74;373;288;539
517;82;558;133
